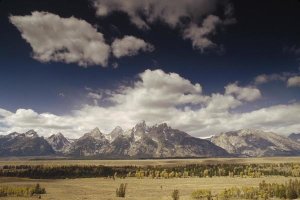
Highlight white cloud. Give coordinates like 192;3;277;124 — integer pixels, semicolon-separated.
92;0;235;51
254;72;300;88
287;76;300;87
183;15;221;51
1;69;299;138
10;11;111;67
112;36;154;58
206;94;241;112
109;69;205;108
225;83;261;102
254;73;291;85
87;92;103;106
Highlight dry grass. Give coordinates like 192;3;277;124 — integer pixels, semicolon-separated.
1;176;298;200
1;157;300;199
1;157;300;167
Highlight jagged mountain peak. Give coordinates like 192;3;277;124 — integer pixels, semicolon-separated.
152;122;169;129
134;120;147;131
24;130;38;138
78;127;108;144
91;127;101;134
110;126;123;134
49;132;64;139
84;127;105;139
103;126;124;142
46;132;71;152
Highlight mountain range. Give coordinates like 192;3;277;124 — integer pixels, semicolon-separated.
211;129;300;157
0;121;299;158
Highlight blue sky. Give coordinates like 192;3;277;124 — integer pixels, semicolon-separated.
0;0;300;137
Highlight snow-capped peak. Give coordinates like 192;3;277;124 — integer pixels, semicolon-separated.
84;127;105;140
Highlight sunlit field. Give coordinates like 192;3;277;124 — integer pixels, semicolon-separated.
1;176;298;200
1;157;300;199
1;156;300;167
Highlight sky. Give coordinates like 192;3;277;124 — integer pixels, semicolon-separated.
0;0;300;138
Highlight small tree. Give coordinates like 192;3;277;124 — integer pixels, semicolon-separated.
116;183;127;198
172;189;180;200
32;184;46;195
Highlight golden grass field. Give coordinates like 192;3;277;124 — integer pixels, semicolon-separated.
1;157;300;199
1;156;300;167
1;176;299;200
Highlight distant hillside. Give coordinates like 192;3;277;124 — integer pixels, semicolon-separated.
211;129;300;157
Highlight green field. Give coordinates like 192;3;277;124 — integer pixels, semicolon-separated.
1;157;300;199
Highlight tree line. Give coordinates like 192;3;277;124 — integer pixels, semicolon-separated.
1;163;300;179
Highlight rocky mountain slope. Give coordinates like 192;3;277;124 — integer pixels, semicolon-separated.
288;133;300;142
67;121;228;158
46;133;73;153
0;130;55;156
211;129;300;157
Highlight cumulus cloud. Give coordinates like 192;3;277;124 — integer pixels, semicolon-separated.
1;69;299;138
109;69;206;108
112;36;154;58
92;0;235;51
287;76;300;87
225;83;261;102
10;12;111;67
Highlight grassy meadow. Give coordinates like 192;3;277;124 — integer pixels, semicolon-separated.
1;156;300;167
1;157;300;199
0;176;297;200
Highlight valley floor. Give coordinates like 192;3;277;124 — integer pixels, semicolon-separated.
0;176;298;200
2;157;300;199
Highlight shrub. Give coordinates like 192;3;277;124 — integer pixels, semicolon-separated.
0;183;46;197
116;183;127;198
33;183;46;195
191;189;212;200
172;189;180;200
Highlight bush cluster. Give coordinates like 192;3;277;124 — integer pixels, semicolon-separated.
191;179;300;200
0;183;46;197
